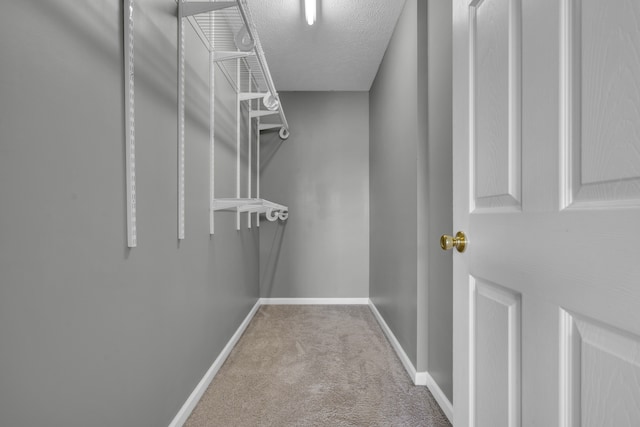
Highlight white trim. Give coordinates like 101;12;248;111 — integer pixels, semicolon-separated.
368;301;418;381
168;300;261;427
422;371;454;423
260;297;370;305
414;371;428;386
369;301;453;424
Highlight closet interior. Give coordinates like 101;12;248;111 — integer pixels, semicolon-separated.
124;0;290;247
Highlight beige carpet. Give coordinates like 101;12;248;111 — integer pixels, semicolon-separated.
186;305;451;427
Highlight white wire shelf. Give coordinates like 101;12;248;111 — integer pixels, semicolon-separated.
183;0;289;132
212;198;289;221
178;0;290;235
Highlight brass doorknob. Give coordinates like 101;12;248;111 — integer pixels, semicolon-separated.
440;231;468;253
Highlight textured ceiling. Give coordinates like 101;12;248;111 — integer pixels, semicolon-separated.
248;0;407;91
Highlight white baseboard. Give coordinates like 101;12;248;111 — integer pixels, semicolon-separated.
260;297;370;305
168;299;261;427
368;301;418;381
414;371;428;385
369;301;453;424
422;371;454;423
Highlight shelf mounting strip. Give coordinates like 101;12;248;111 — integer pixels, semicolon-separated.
124;0;137;247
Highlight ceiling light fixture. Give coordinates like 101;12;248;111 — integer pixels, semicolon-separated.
305;0;316;26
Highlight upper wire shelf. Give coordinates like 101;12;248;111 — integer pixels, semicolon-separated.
183;0;289;132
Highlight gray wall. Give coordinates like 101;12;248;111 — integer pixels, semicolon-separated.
369;0;453;401
370;0;420;368
425;0;453;402
259;92;370;298
0;1;259;426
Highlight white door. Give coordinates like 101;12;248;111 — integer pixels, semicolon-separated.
452;0;640;425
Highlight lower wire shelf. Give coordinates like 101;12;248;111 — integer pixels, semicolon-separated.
212;198;288;221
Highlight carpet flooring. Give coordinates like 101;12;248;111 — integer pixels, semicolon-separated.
185;305;451;427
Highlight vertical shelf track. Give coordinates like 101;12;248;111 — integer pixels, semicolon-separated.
209;50;215;234
256;98;260;227
247;70;253;228
236;57;241;231
124;0;137;248
178;0;186;240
